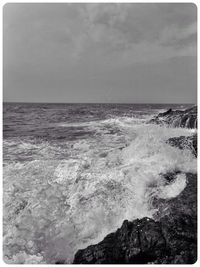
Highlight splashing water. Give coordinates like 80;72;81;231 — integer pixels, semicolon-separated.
3;103;196;263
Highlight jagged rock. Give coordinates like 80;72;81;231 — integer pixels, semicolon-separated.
153;173;197;263
73;173;197;264
150;106;197;128
162;108;172;116
73;218;167;264
73;107;197;264
167;134;197;157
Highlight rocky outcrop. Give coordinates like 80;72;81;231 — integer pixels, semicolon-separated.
74;218;166;264
150;106;197;128
167;134;197;157
73;173;197;264
73;107;197;264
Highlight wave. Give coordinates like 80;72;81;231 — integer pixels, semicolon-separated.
3;116;197;263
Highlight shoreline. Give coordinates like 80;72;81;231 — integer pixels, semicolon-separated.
73;106;197;264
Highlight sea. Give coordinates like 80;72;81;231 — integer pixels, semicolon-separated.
3;103;197;264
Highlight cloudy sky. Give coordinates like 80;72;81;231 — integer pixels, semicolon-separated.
3;3;197;103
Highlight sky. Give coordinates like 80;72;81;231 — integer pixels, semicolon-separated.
3;3;197;103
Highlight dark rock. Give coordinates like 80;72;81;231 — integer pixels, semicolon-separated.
161;171;181;183
167;134;197;157
153;173;197;264
73;218;167;264
150;106;197;128
162;108;172;116
55;261;66;264
73;173;197;264
154;173;197;224
73;106;197;264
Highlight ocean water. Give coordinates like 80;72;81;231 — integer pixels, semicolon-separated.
3;103;197;264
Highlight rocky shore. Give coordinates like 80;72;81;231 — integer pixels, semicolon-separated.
73;173;197;264
167;134;197;157
73;106;197;264
150;106;197;128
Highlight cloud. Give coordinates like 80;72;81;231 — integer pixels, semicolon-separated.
68;3;197;64
3;3;197;103
160;22;197;47
4;3;196;65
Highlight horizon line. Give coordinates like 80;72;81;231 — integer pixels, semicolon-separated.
3;101;197;105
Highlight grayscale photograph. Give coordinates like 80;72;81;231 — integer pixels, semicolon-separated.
3;2;197;264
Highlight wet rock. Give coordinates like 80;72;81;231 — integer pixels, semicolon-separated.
73;107;197;264
153;173;197;264
167;134;197;157
55;260;66;264
73;218;166;264
161;171;181;183
150;106;197;128
73;173;197;264
162;108;172;116
154;173;197;224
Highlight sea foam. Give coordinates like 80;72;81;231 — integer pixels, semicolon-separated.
3;117;196;263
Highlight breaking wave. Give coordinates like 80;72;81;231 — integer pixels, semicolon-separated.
3;110;197;263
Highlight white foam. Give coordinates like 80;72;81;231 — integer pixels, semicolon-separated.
3;119;197;263
157;173;187;199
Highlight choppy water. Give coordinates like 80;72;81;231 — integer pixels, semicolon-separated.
3;103;197;263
